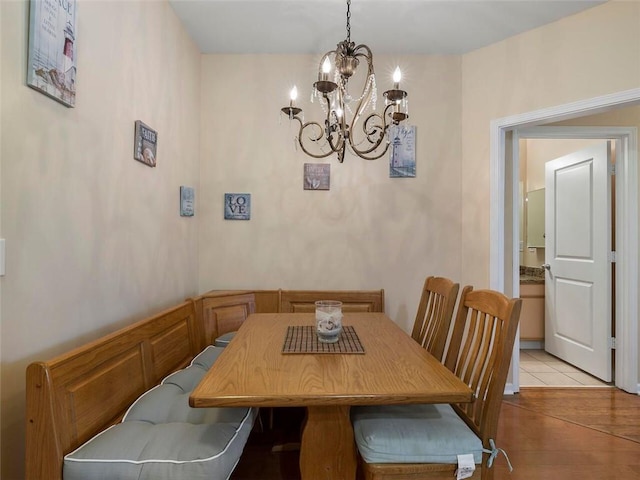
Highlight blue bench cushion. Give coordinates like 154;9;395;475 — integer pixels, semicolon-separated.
63;410;256;480
191;345;225;369
63;344;256;480
161;364;208;392
351;403;483;464
214;331;236;347
124;382;251;425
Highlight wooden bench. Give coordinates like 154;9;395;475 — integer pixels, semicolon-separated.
25;288;384;479
25;301;202;480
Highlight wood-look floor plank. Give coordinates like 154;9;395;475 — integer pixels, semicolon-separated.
231;389;640;480
502;387;640;443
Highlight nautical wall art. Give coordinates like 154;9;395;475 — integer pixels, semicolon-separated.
27;0;78;107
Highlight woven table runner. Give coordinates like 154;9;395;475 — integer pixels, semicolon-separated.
282;325;365;354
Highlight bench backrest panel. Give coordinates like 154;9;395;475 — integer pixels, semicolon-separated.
280;289;385;313
200;292;256;345
25;301;199;480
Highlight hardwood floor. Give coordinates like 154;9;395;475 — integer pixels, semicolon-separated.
231;389;640;480
503;387;640;443
494;389;640;479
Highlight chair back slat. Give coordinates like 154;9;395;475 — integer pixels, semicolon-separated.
411;276;459;361
445;288;522;443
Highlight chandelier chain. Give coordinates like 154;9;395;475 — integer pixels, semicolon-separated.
346;0;351;43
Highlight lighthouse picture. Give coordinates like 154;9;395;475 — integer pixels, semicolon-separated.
27;0;78;107
389;125;416;178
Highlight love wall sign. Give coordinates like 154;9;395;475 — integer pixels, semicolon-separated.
224;193;251;220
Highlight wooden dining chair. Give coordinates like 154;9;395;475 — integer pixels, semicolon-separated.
410;276;459;361
352;287;522;480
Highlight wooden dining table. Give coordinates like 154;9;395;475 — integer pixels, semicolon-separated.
190;312;474;480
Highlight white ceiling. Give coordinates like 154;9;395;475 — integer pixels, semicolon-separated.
168;0;606;55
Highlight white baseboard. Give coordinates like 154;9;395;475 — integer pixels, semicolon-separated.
503;382;517;395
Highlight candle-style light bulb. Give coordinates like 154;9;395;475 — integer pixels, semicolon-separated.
393;67;402;89
290;86;298;105
323;58;332;74
335;107;343;118
319;57;332;82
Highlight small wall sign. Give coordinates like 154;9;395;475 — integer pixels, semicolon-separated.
180;186;194;217
224;193;251;220
134;120;157;167
304;163;330;190
389;125;416;178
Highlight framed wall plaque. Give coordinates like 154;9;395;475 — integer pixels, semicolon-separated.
304;163;330;190
134;121;157;167
224;193;251;220
180;186;195;217
389;125;416;178
27;0;78;107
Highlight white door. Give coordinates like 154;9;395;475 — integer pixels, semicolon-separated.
544;142;612;382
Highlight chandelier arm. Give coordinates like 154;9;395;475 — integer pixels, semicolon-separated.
348;113;388;156
347;133;390;160
352;45;374;73
344;74;385;157
352;44;373;59
349;74;373;127
297;120;339;160
323;95;346;155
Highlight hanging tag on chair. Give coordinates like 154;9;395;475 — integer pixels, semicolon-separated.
456;454;476;479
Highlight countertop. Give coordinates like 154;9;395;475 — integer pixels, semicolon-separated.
520;266;545;284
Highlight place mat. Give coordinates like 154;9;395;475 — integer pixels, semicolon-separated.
282;326;365;354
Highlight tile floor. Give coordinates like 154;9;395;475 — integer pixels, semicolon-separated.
519;349;612;387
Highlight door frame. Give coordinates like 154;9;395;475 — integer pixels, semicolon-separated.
489;88;640;394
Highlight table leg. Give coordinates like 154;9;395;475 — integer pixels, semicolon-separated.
299;405;357;480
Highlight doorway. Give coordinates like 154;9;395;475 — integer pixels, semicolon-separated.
518;138;614;386
489;88;640;395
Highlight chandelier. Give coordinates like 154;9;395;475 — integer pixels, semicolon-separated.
281;0;409;163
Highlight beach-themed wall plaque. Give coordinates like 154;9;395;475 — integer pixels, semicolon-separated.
27;0;78;107
180;186;195;217
389;125;416;178
304;163;330;190
224;193;251;220
134;121;157;167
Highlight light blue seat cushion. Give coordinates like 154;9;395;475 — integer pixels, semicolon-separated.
63;410;256;480
191;345;225;369
162;364;208;392
214;331;236;347
351;403;483;464
124;348;246;425
124;382;252;425
64;344;256;480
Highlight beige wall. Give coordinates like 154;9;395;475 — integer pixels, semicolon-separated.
461;0;640;288
198;54;463;331
0;1;201;478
